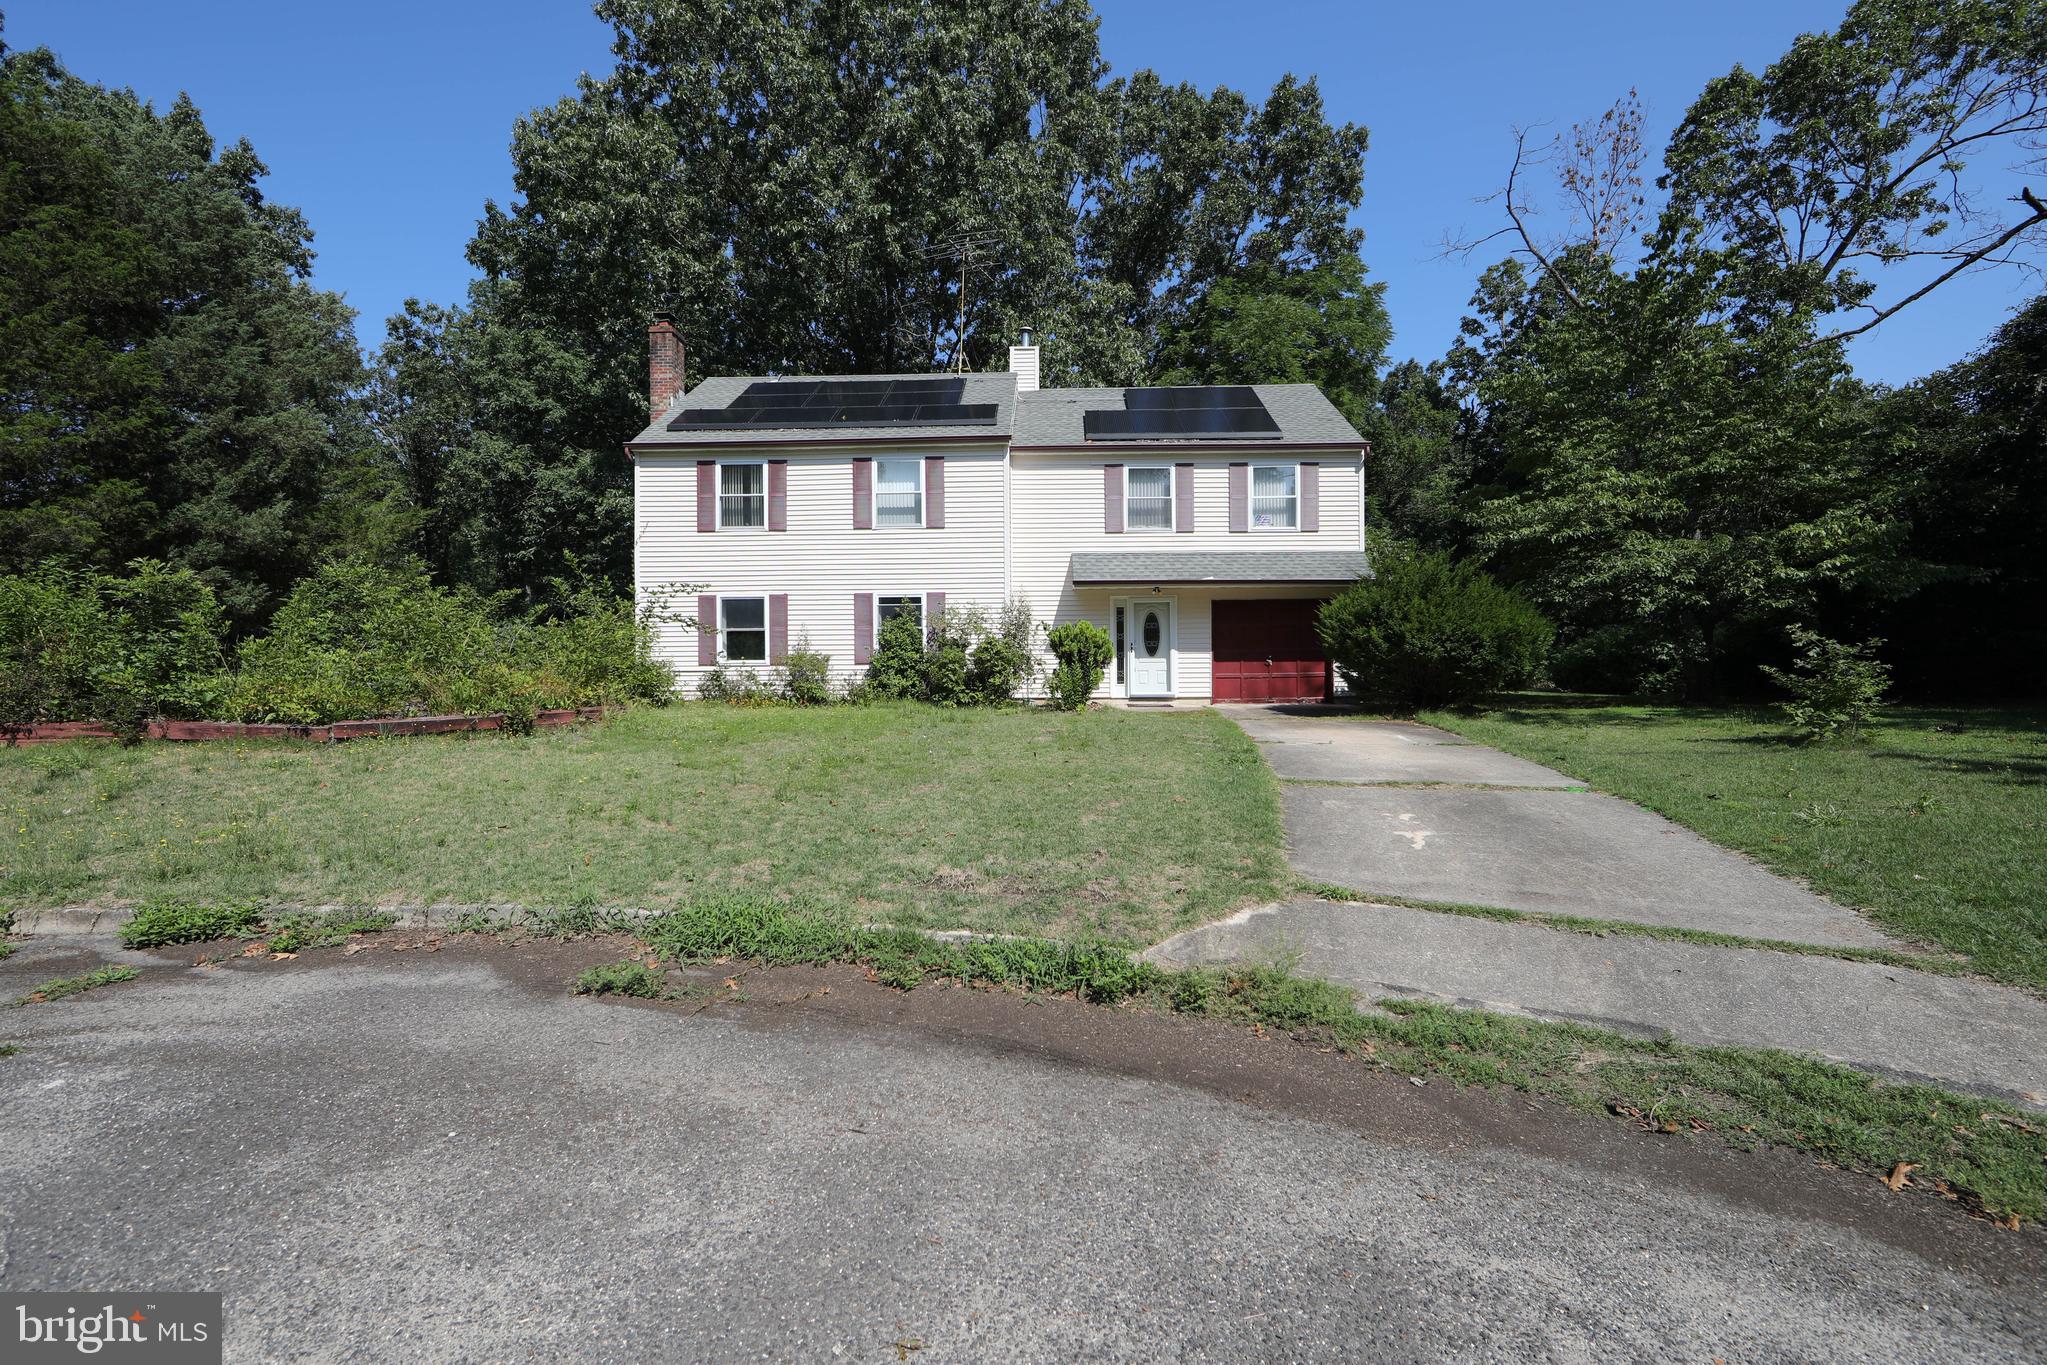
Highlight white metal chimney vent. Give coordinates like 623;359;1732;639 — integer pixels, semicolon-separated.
1008;326;1040;392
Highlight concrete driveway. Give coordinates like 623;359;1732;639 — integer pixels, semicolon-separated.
2;936;2040;1361
1224;704;1894;948
1192;706;2047;1105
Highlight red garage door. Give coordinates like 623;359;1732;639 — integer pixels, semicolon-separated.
1212;600;1331;702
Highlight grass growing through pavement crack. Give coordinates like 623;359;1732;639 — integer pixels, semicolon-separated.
14;965;139;1005
542;897;2047;1226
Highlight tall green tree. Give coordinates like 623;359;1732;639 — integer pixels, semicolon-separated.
1877;294;2047;695
1441;0;2046;696
0;27;390;624
384;0;1381;596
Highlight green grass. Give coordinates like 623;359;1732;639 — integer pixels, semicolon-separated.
554;897;2047;1224
574;960;674;999
0;704;1287;943
15;964;139;1005
118;898;264;948
1421;698;2047;993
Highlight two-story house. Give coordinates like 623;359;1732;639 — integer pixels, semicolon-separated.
629;312;1369;703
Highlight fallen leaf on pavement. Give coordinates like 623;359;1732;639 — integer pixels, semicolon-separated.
1883;1162;1918;1191
268;951;297;961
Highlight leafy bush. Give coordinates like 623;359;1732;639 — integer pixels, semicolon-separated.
778;637;833;704
863;612;928;699
1762;627;1890;742
1317;542;1551;708
967;597;1038;703
119;898;263;948
0;561;228;726
698;664;774;703
967;637;1031;704
226;560;671;723
1046;620;1113;710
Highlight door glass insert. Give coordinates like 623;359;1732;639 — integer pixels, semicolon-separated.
1142;610;1162;657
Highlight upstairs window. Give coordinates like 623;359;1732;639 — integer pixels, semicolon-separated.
1125;466;1173;531
1251;464;1298;530
875;457;923;527
720;596;767;661
719;462;766;528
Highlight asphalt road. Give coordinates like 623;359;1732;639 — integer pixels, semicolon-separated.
1;934;2042;1362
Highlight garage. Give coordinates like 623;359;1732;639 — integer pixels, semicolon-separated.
1212;599;1332;702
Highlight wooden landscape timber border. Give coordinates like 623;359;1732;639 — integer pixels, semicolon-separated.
0;707;609;747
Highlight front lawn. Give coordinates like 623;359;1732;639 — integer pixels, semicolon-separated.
1424;698;2047;992
0;704;1287;943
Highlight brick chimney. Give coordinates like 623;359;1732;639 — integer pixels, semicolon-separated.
648;310;684;422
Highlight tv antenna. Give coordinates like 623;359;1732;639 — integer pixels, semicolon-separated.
924;232;1001;372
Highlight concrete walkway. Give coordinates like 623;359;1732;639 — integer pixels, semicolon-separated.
1198;705;2047;1106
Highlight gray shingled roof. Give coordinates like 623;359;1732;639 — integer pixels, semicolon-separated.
629;371;1019;447
1069;551;1370;585
1012;383;1363;447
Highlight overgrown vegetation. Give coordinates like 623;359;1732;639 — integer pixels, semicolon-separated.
1426;698;2047;993
14;964;139;1005
118;899;264;948
851;600;1039;708
0;704;1287;942
1318;541;1551;708
0;561;228;729
0;559;675;727
561;896;2047;1224
115;897;394;951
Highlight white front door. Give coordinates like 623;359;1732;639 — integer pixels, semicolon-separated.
1127;600;1173;697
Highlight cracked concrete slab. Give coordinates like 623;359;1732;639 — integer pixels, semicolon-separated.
1220;705;1581;787
1281;782;1897;948
1146;899;2047;1108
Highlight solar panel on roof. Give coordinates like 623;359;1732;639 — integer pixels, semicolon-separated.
1083;387;1280;441
670;377;999;430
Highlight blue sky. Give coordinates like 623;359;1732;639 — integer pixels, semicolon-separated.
6;0;2035;384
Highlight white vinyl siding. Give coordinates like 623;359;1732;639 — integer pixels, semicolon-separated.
636;444;1004;692
1009;451;1363;698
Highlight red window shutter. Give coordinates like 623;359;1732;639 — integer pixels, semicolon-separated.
769;593;789;664
1104;464;1124;533
767;460;788;531
1174;463;1194;533
1300;462;1320;532
926;591;945;645
925;456;945;528
852;458;872;529
697;462;716;533
853;592;874;664
697;594;717;666
1228;462;1249;533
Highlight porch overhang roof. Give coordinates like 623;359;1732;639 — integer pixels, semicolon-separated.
1068;550;1369;586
